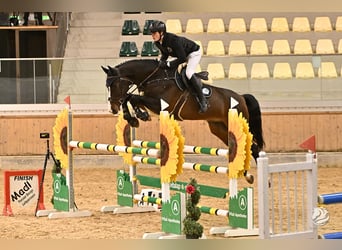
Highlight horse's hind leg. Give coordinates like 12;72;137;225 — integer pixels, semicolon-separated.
208;121;254;184
208;121;228;145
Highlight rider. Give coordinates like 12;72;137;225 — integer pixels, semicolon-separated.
149;20;208;113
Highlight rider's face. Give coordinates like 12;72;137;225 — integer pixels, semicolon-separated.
151;32;162;42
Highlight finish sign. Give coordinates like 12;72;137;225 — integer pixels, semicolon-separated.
3;170;45;216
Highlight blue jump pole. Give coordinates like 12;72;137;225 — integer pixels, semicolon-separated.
319;232;342;239
318;192;342;205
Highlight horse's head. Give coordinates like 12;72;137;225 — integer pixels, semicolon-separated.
102;60;162;115
101;65;133;114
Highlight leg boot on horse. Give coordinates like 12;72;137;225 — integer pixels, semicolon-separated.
190;75;208;113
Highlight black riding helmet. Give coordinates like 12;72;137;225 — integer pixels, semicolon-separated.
149;20;166;33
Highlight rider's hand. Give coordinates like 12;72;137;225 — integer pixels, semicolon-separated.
158;60;168;69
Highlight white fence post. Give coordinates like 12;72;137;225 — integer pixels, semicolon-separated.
257;151;318;239
257;151;269;239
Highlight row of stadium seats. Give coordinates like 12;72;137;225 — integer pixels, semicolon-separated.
119;38;342;57
201;39;342;56
121;16;342;35
120;41;159;57
122;19;154;35
203;61;341;80
168;16;342;33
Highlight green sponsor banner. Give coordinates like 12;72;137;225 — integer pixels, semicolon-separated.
52;173;69;211
229;187;253;229
136;175;228;198
116;170;133;207
161;193;185;235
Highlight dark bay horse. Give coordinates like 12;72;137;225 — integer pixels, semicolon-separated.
102;59;264;183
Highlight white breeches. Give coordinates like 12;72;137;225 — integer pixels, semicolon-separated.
185;49;201;79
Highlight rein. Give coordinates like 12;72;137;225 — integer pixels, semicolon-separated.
126;65;161;94
120;65;161;104
107;65;161;104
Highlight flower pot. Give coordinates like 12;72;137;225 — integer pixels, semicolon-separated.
185;234;200;239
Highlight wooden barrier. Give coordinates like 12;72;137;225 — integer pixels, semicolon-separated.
2;111;342;156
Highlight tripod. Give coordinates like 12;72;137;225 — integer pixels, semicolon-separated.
35;137;60;216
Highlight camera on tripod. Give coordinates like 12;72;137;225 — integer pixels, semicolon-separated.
40;132;50;139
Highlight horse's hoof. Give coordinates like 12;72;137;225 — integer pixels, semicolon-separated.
245;174;254;184
128;118;139;127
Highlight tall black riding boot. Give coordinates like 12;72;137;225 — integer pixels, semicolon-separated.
190;75;208;113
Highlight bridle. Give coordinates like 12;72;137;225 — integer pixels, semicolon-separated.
106;65;161;105
106;75;135;104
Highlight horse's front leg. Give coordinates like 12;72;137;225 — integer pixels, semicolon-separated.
129;95;151;121
134;106;151;121
121;100;140;127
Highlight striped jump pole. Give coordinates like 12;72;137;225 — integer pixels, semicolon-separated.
318;192;342;205
133;194;163;206
132;155;228;174
133;140;228;156
133;194;229;217
197;205;229;217
133;139;253;182
69;141;160;158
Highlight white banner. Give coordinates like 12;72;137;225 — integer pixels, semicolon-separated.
10;175;39;207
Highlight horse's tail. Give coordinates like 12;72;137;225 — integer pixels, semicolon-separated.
243;94;265;155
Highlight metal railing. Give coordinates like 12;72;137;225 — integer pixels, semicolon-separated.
1;55;342;106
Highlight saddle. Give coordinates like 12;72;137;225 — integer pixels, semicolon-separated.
174;64;212;97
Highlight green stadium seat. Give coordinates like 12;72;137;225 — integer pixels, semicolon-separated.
141;41;159;56
143;20;155;35
119;41;138;57
121;20;140;35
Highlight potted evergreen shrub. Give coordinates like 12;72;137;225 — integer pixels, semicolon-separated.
183;178;203;239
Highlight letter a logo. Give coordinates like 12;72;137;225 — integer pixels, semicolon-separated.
117;176;125;190
171;200;180;216
238;195;247;211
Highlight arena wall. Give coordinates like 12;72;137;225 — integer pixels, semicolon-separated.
0;111;341;156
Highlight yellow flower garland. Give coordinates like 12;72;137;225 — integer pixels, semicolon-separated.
228;110;247;179
116;111;134;165
159;111;180;183
171;114;185;177
53;108;69;169
241;115;253;172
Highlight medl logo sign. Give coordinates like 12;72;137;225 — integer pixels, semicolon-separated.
3;170;46;216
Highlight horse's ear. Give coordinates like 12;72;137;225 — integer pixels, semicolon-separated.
108;65;115;72
101;66;109;74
